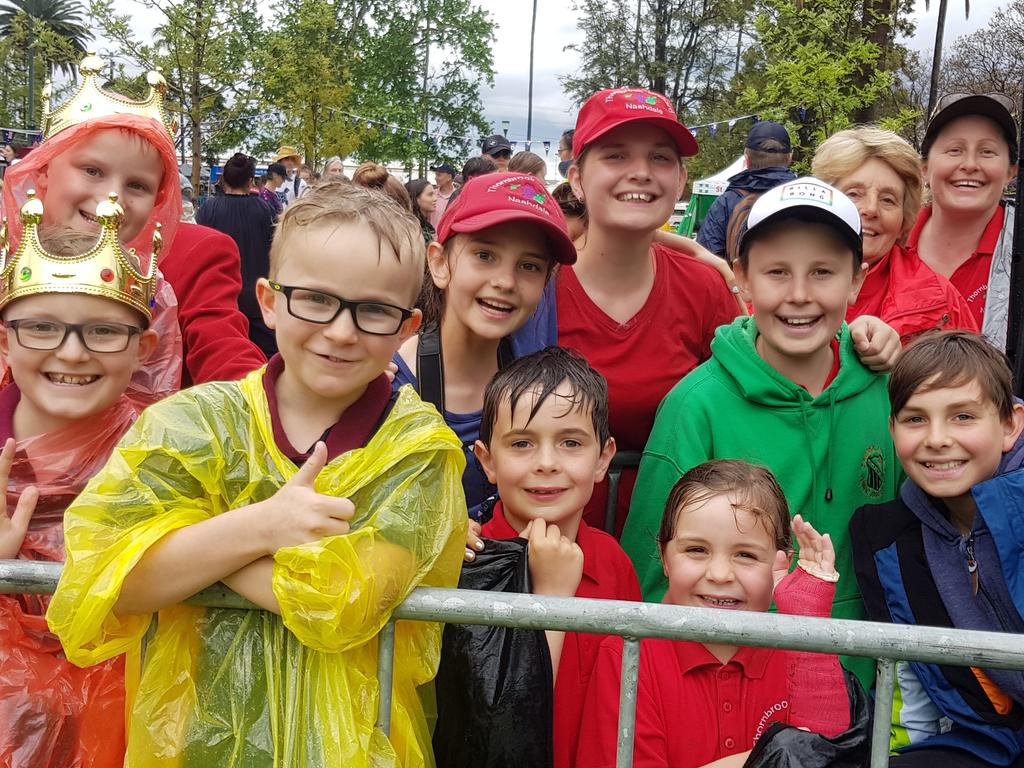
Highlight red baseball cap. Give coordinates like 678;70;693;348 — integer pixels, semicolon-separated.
572;87;698;159
436;172;577;264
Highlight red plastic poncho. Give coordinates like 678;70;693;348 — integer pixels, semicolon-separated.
0;396;140;767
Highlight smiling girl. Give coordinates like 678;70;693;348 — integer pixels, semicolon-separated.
395;172;577;524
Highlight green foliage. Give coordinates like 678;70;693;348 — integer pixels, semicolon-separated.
735;0;915;170
562;0;747;116
90;0;266;186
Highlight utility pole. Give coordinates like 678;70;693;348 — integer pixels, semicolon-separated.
420;0;431;178
527;0;537;142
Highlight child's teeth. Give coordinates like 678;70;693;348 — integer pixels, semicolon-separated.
48;373;98;385
926;460;963;470
785;318;814;325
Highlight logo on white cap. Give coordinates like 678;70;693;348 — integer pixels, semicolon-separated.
747;177;861;238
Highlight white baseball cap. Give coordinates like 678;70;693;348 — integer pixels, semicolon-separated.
739;177;863;261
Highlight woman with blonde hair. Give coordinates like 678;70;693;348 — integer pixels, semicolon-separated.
813;126;976;342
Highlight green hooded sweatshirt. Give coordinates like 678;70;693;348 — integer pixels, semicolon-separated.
622;315;901;623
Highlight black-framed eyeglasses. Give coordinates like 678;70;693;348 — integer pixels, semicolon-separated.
4;319;142;353
269;282;414;336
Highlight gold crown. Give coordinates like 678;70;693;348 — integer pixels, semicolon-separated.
0;192;160;319
41;53;176;140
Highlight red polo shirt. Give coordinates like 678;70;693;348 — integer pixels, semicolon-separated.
557;244;738;535
576;636;792;768
905;205;1004;330
261;354;393;463
481;502;642;768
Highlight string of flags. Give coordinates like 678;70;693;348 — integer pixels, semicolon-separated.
1;128;43;144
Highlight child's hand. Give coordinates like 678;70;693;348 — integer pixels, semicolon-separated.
523;520;584;597
849;314;901;372
465;519;484;562
260;442;355;555
0;438;38;560
791;514;838;582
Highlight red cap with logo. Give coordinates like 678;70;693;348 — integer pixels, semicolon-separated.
437;172;577;264
572;87;699;159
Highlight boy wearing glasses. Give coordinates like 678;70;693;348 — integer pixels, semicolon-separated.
48;183;468;767
0;208;168;766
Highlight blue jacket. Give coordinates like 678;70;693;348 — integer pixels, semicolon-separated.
695;166;796;257
850;431;1024;764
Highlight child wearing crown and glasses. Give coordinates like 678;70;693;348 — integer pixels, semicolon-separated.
0;197;174;766
1;53;266;386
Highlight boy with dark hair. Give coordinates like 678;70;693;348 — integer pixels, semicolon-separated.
48;183;467;767
472;346;641;768
851;331;1024;767
624;179;900;680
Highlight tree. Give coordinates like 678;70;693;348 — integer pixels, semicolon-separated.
734;0;914;168
562;0;747;118
0;0;92;128
259;0;494;172
90;0;265;188
942;0;1024;109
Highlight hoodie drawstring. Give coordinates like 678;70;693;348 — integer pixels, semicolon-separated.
825;389;836;502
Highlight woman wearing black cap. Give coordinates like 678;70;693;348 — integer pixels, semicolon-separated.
905;93;1018;348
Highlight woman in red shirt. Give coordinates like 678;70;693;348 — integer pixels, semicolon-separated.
812;126;977;343
904;93;1018;348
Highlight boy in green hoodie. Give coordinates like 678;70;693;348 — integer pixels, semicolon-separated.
623;177;900;635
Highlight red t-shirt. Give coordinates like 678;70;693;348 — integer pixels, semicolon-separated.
905;205;1004;330
556;244;738;534
577;636;792;768
481;503;642;768
261;354;392;462
160;222;267;385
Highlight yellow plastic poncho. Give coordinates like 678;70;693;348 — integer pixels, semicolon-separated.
46;368;467;768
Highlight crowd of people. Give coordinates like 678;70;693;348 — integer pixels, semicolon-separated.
0;51;1022;768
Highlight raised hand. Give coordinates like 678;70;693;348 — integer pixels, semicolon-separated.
791;514;838;582
523;519;584;598
0;438;38;560
260;442;355;554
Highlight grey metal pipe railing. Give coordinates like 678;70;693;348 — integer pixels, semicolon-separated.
4;560;1024;768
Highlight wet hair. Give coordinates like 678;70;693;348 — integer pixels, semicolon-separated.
812;127;922;239
889;330;1015;421
479;346;610;447
745;142;792;170
351;162;413;211
508;151;547;178
269;181;425;296
222;152;256;190
657;459;792;555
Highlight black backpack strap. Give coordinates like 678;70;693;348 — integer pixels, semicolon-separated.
416;324;445;413
416;329;515;415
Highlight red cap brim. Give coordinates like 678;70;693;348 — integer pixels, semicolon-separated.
448;209;578;265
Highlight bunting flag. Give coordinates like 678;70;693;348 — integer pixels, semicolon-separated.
543;140;551;155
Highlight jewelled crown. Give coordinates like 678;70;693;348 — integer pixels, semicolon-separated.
40;53;176;140
0;192;160;320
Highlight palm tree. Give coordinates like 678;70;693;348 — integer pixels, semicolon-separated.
0;0;92;127
925;0;969;116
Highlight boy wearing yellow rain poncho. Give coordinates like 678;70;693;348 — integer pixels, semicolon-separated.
47;182;468;768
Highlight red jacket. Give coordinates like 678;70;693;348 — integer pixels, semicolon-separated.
160;222;267;384
846;244;978;344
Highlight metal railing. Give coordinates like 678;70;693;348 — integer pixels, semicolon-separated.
4;559;1024;768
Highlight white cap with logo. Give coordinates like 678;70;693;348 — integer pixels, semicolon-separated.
740;177;863;260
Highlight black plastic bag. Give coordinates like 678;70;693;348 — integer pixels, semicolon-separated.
433;538;553;768
744;669;872;768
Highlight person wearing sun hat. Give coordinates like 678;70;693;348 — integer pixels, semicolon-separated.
272;144;308;206
904;93;1019;347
